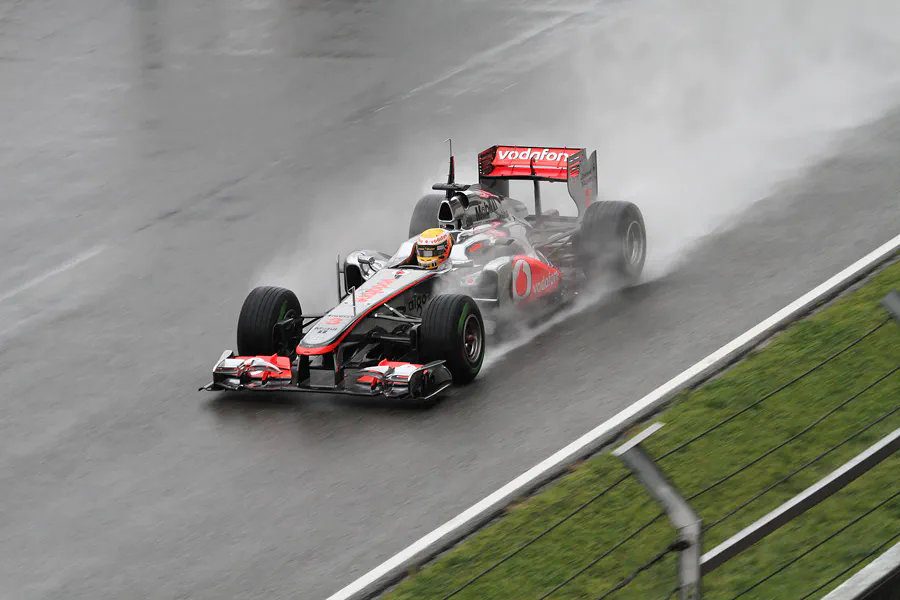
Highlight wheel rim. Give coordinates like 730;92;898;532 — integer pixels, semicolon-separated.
462;314;483;363
278;308;298;356
624;220;645;265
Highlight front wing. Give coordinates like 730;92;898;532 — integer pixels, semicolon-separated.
199;351;453;401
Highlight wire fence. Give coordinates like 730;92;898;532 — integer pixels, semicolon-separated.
796;530;900;600
729;488;900;600
426;296;900;600
593;541;685;600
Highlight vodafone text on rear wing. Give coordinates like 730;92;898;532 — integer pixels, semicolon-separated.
477;145;599;217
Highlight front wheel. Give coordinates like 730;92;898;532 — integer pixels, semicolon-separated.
236;286;302;356
419;294;485;384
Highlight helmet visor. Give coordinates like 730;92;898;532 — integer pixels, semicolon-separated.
417;242;448;258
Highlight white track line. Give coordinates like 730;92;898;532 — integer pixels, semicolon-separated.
326;232;900;600
0;245;107;305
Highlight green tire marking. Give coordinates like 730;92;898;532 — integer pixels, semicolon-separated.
278;300;288;321
457;302;470;335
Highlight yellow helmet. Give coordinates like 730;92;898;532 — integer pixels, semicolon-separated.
416;228;453;270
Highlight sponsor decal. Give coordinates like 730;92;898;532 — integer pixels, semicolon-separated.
512;258;560;302
496;147;581;163
488;221;509;237
476;190;497;199
394;270;407;278
356;277;397;304
474;204;491;220
466;242;484;256
418;229;450;245
579;154;596;188
311;315;347;335
512;259;532;301
406;292;430;314
533;270;560;294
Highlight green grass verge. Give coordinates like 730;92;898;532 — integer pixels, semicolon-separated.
384;257;900;600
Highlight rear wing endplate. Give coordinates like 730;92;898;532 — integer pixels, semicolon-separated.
477;145;598;216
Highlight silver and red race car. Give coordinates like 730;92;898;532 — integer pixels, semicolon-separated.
200;143;647;403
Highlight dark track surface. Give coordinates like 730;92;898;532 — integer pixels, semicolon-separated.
2;2;899;599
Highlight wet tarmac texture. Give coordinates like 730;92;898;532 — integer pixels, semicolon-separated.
2;1;900;599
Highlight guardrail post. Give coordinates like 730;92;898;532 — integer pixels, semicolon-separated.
881;290;900;325
613;422;702;600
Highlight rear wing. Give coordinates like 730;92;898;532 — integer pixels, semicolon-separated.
477;145;598;216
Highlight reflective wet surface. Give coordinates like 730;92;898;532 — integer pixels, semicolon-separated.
2;2;900;599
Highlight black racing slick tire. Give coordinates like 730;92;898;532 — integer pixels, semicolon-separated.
576;201;647;284
408;193;445;239
236;286;302;356
419;294;485;385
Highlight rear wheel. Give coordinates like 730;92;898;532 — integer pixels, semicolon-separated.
419;294;485;384
236;286;302;356
408;194;445;238
576;201;646;284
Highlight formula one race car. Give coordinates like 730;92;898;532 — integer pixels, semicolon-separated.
200;143;647;403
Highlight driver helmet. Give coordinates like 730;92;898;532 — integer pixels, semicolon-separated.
416;228;453;270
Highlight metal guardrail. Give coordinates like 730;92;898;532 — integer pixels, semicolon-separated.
883;289;900;324
616;425;900;599
821;540;900;600
612;423;702;600
700;428;900;576
608;290;900;600
404;289;900;600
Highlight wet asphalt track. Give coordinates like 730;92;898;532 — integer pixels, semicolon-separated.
2;2;900;599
